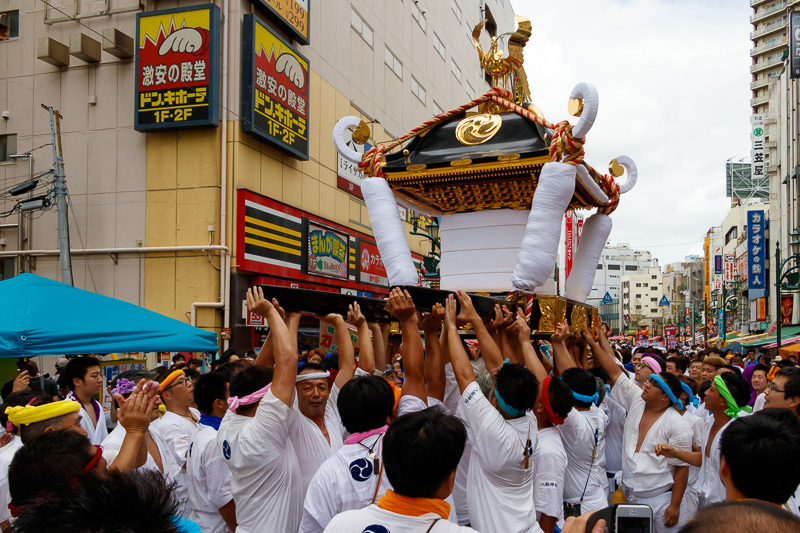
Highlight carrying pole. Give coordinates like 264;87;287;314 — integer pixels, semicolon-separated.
43;104;73;286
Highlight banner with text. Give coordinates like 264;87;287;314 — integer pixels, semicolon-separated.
747;210;766;300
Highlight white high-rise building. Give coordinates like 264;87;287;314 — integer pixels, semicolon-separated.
588;242;658;306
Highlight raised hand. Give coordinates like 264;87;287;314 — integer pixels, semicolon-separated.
115;379;159;434
386;288;417;322
513;311;532;344
347;302;366;328
419;303;445;332
454;290;481;325
444;294;458;332
551;319;570;344
246;287;274;318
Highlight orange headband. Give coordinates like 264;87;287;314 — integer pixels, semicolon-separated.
159;369;185;392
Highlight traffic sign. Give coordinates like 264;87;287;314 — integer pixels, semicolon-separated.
602;292;613;304
659;295;670;306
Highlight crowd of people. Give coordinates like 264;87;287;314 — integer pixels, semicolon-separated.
0;286;799;532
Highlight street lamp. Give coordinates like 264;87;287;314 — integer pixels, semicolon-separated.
722;284;738;345
776;229;800;352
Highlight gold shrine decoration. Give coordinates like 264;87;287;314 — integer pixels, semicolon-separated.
569;305;589;334
537;296;567;334
455;113;503;146
591;308;601;337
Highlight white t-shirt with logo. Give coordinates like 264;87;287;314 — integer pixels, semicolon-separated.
217;390;303;533
456;381;542;533
187;422;233;533
324;504;476;533
533;427;567;529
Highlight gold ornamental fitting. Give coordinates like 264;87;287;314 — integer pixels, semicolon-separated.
609;159;624;177
568;98;584;117
352;120;371;145
455;113;503;146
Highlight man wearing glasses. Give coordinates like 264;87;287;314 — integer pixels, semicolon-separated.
764;367;800;415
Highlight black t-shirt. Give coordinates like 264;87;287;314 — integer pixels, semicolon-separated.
28;376;61;399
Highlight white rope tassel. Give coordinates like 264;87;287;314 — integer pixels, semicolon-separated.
564;213;612;303
512;162;576;291
361;178;419;286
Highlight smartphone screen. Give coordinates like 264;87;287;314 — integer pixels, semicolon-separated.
616;516;652;533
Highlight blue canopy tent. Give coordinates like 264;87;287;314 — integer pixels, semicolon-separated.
0;273;218;356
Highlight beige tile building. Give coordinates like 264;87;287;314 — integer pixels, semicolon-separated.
0;0;518;353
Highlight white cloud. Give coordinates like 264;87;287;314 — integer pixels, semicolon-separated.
509;0;753;265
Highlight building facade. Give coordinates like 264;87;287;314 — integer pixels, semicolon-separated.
0;0;518;353
588;242;657;307
621;266;664;334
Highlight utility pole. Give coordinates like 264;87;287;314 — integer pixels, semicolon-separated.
43;104;73;286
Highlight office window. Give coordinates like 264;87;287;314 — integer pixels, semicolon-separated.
0;10;19;41
432;101;443;116
433;32;445;59
466;82;475;100
652;275;657;280
384;46;403;79
651;297;658;303
451;0;462;23
0;134;17;162
451;60;462;82
608;264;620;270
635;294;641;299
625;265;637;271
411;77;426;104
351;8;373;47
412;2;426;31
596;264;603;270
635;283;641;287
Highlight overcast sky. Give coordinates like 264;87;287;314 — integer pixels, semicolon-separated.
509;0;753;265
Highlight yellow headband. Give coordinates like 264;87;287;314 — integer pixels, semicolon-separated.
5;400;80;426
159;369;185;392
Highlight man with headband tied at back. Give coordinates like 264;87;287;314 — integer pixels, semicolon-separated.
583;327;692;533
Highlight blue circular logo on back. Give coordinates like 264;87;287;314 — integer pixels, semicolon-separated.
222;440;231;461
362;526;390;533
349;457;373;481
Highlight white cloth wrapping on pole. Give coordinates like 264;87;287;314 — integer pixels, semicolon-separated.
512;162;576;291
565;213;612;303
360;178;419;286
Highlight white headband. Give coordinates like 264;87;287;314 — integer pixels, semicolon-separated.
295;371;331;382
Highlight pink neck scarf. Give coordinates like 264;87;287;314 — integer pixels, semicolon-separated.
344;424;389;445
228;383;271;413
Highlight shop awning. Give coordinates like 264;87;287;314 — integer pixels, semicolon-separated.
741;326;800;348
779;343;800;357
761;335;800;349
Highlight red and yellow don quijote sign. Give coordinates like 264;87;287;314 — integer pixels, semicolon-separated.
135;5;220;131
242;14;309;161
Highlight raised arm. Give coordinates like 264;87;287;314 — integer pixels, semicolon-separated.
247;288;297;406
321;313;355;390
386;288;425;402
551;320;575;374
510;310;548;384
253;298;286;368
455;290;504;375
368;322;387;372
444;294;476;393
420;304;446;402
348;303;375;375
581;327;623;385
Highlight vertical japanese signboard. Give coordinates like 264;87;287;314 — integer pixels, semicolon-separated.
714;255;722;275
724;254;735;287
256;0;309;45
135;5;220;131
242;14;309;160
305;221;349;280
664;325;677;350
704;237;710;303
747;210;766;300
751;114;765;181
565;211;574;279
791;11;800;78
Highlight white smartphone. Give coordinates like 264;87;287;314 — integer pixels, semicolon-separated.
614;503;653;533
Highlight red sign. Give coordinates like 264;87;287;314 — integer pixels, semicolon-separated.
757;298;766;322
664;325;678;350
246;310;265;327
359;240;388;287
724;254;735;283
565;211;574;279
781;295;793;325
576;218;584;248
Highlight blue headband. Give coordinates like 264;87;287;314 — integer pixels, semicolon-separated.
679;381;699;408
571;390;600;406
650;374;683;409
493;359;527;417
